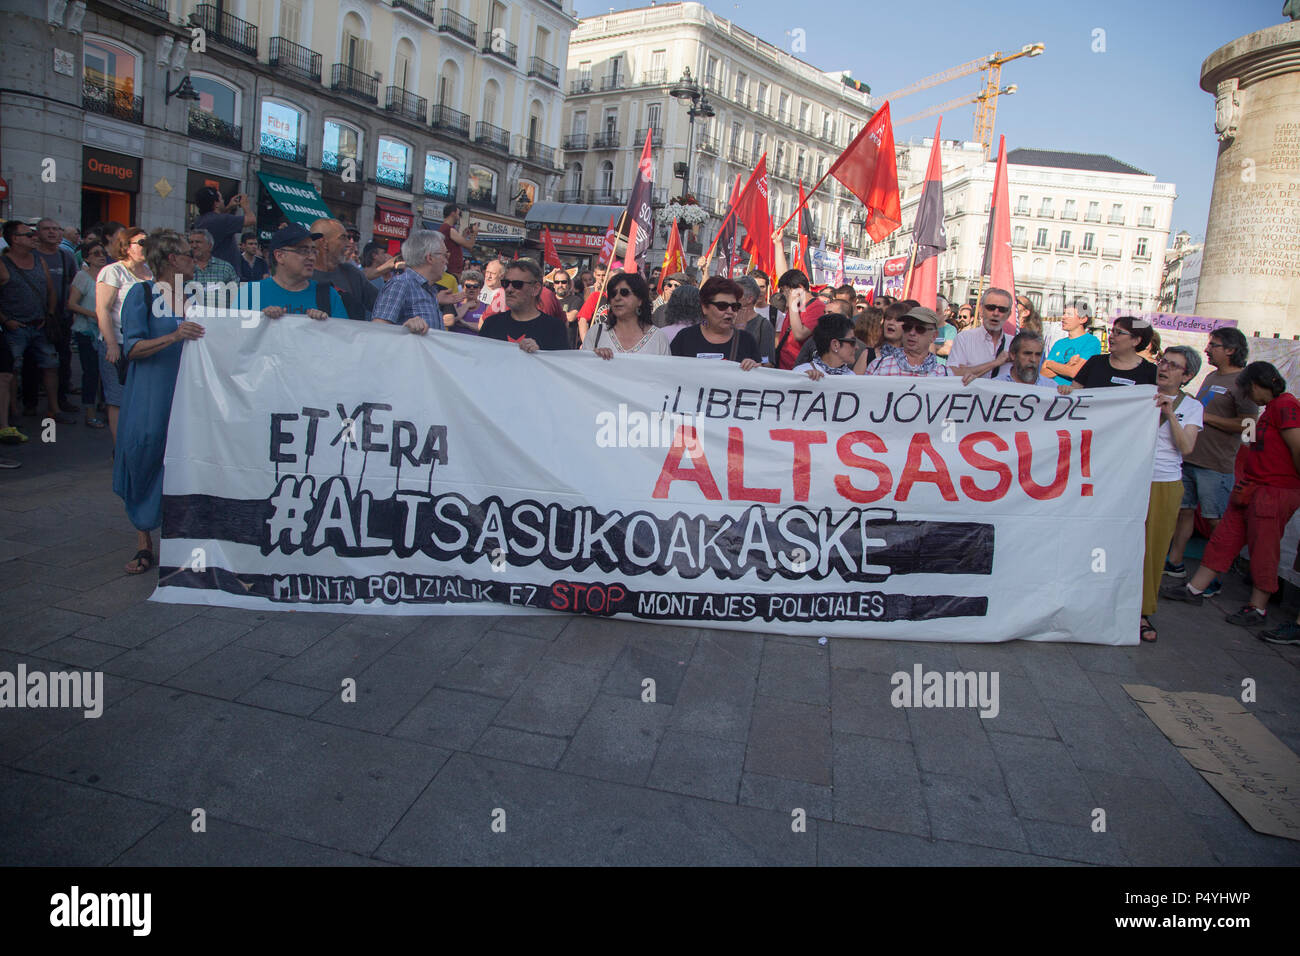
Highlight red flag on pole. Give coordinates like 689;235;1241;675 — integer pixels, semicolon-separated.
734;154;774;276
658;220;685;295
598;214;617;268
623;128;655;272
981;135;1017;331
902;119;946;310
792;179;809;273
542;228;562;269
829;102;902;243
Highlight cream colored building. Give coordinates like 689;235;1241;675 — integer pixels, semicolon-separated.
884;144;1177;316
561;1;874;254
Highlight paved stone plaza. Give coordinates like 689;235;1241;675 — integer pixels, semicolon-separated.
2;420;1298;866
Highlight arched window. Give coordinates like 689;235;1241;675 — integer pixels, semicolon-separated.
259;99;306;163
437;60;460;111
324;119;363;176
528;100;545;148
483;79;502;126
1031;257;1046;278
341;13;371;73
1100;264;1116;288
1053;259;1069;282
424;151;456;200
1078;261;1092;285
566;162;583;195
393;37;417;91
598;160;614;196
189;73;240;125
376;136;413;191
84;36;140;94
468;166;497;208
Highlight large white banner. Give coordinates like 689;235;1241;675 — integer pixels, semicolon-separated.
155;312;1157;643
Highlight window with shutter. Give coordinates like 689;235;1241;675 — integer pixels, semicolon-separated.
279;1;301;42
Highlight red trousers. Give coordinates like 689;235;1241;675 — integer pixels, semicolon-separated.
1200;485;1300;594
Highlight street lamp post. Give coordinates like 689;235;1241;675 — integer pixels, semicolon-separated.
669;69;714;202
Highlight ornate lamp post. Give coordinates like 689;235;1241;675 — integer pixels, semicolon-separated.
669;69;714;203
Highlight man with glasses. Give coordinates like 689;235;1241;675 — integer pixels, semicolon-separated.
866;306;953;377
549;269;583;347
669;276;762;366
251;224;347;320
372;229;452;335
652;272;690;327
311;218;378;322
1040;299;1100;385
1163;327;1257;585
947;287;1015;380
479;259;569;352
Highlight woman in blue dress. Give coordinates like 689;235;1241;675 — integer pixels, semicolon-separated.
114;229;205;574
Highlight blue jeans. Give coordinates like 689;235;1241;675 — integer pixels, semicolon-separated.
75;332;101;410
5;322;58;369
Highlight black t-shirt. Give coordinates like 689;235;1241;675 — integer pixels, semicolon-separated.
559;293;584;315
670;324;761;362
1073;354;1158;388
479;311;570;350
313;263;378;322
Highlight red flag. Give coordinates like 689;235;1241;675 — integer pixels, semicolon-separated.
598;214;617;267
659;220;685;294
902;120;946;310
792;179;809;273
542;228;562;269
830;101;901;243
623;129;655;272
981;135;1017;331
734;154;773;276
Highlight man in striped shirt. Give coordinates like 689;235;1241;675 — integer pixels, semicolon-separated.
865;306;953;377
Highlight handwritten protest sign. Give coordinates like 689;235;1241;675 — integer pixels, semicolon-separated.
154;311;1157;642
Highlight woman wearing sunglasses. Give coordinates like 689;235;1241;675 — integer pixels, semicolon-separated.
793;313;869;380
668;276;762;368
1059;315;1157;393
583;272;670;358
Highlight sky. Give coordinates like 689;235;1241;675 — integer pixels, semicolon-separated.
573;0;1287;241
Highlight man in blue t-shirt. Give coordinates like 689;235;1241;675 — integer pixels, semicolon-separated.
247;224;347;320
1040;300;1100;385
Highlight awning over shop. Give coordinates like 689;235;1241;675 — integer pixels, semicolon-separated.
470;210;527;243
257;172;332;227
374;199;414;239
524;201;624;231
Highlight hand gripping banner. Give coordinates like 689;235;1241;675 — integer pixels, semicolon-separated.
155;312;1157;643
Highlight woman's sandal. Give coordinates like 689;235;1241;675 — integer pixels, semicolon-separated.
85;417;106;429
125;549;154;575
1140;617;1157;643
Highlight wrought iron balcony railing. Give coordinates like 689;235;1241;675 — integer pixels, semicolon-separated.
558;188;584;203
268;37;322;82
474;121;510;152
374;166;413;192
481;31;517;65
599;74;625;91
187;109;242;149
640;69;667;86
569;77;593;94
527;57;559;86
697;135;719;155
634;126;663;147
331;63;378;104
514;137;557;167
438;8;477;46
120;0;169;20
728;144;747;164
430;104;469;137
562;133;589;150
190;4;258;57
392;0;436;24
466;189;496;210
589;188;627;205
259;132;307;165
384;86;427;124
82;81;143;125
592;130;620;149
321;153;363;180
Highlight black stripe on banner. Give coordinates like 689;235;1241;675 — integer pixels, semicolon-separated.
156;567;988;624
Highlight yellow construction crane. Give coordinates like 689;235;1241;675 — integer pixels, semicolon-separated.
896;85;1017;129
874;43;1045;156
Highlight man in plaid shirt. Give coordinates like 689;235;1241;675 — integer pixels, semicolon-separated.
371;230;454;335
866;306;953;377
188;228;238;308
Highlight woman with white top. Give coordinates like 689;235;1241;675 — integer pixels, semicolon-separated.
583;272;671;358
794;313;870;380
95;226;151;440
1140;345;1203;642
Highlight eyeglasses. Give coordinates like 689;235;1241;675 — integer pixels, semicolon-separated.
12;231;36;238
664;281;681;289
983;303;1010;314
900;320;933;333
610;286;637;298
284;246;318;256
1157;359;1186;371
503;279;535;290
1110;329;1131;338
707;300;741;311
462;283;482;291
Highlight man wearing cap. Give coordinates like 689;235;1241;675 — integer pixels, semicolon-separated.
947;287;1015;381
193;186;256;273
251;224;347;320
865;306;952;377
651;272;690;326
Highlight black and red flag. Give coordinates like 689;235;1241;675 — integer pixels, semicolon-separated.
622;128;656;271
902;119;946;310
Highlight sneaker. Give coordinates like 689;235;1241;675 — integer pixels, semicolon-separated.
0;426;28;444
1225;605;1267;627
1202;578;1223;598
1258;622;1300;645
1163;559;1186;578
1159;582;1203;605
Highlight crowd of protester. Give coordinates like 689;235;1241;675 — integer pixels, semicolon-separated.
2;193;1298;646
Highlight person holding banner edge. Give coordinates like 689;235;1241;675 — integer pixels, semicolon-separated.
478;259;569;352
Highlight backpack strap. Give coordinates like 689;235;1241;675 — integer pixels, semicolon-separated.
314;281;330;314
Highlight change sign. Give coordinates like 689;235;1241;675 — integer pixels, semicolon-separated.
155;313;1156;643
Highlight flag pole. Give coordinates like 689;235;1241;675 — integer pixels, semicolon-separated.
771;168;835;238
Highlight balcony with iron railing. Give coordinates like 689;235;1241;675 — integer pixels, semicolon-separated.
1133;251;1151;262
770;161;790;181
82;81;143;125
558;188;583;203
776;110;791;126
570;77;593;94
599;74;625;91
1014;206;1030;217
1084;211;1102;222
698;135;719;155
268;37;322;82
1056;241;1072;252
1108;214;1125;225
466;188;497;210
190;5;258;57
475;121;510;152
430;104;470;137
727;144;747;164
691;191;715;211
259;131;307;165
392;0;436;24
481;31;517;65
384;86;427;124
187;109;242;149
322;153;363;180
374;166;413;192
1060;209;1078;220
634;126;663;147
731;91;750;110
528;57;559;86
1078;245;1097;256
640;69;667;86
438;8;477;46
1037;208;1054;218
1032;240;1051;251
651;188;667;206
331;63;378;104
422;172;454;200
562;133;589;151
592;130;620;149
588;188;627;205
120;0;169;20
514;137;557;168
1138;217;1155;228
1011;238;1028;249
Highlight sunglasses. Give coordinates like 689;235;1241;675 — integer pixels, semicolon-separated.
900;320;932;333
13;231;36;238
836;337;857;347
462;283;482;290
664;281;681;289
708;300;741;311
610;286;638;298
553;279;571;285
503;279;534;290
983;304;1010;314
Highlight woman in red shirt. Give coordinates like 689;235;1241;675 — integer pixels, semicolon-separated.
1163;362;1300;627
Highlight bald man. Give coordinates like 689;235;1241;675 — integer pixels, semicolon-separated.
310;217;378;321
